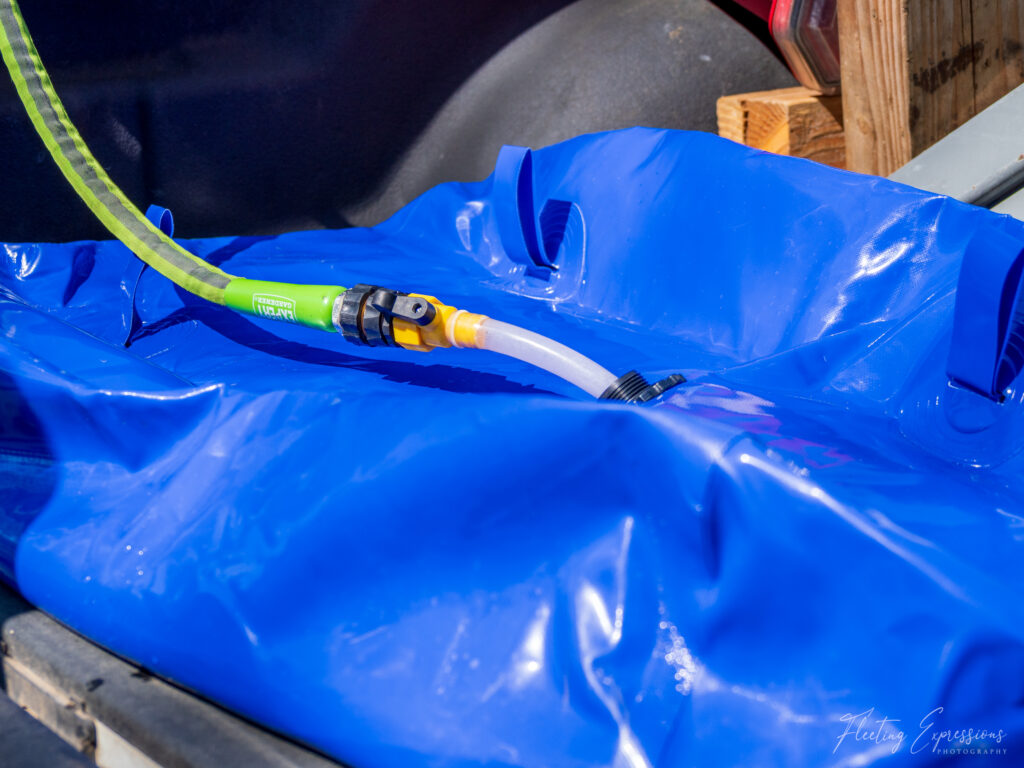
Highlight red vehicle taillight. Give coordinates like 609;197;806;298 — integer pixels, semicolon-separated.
770;0;840;94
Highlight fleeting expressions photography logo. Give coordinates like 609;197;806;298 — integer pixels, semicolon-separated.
835;707;1007;758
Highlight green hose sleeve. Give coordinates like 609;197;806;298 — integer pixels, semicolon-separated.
0;0;233;303
224;279;346;332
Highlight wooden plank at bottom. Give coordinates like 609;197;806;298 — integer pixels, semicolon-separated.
0;692;93;768
0;584;344;768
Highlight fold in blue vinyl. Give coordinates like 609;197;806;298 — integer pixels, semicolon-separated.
2;129;1024;766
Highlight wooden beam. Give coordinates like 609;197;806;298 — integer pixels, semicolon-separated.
716;87;846;168
839;0;1024;176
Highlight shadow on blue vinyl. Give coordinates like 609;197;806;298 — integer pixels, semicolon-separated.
2;129;1024;766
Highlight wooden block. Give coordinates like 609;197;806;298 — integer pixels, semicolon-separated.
717;87;846;168
839;0;1024;176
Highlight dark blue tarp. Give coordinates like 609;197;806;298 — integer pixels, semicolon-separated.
2;129;1024;766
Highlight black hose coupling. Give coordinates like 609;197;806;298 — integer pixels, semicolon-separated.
333;284;436;347
600;371;686;404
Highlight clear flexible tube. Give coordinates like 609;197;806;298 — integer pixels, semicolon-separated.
473;318;618;397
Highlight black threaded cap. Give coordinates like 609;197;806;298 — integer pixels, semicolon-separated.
599;370;651;402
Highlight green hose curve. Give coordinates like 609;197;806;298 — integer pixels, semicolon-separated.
0;0;235;304
0;2;643;394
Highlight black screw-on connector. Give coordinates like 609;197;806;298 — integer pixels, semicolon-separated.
334;284;377;346
333;284;436;347
600;370;650;402
600;371;686;404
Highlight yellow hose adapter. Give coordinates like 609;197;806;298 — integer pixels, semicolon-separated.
392;295;487;352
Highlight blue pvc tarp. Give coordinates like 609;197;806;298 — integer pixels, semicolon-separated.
2;128;1024;766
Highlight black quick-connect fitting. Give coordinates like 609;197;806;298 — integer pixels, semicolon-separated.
600;371;687;404
334;284;391;346
333;284;436;347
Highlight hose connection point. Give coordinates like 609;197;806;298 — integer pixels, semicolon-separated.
600;371;687;404
333;284;437;348
332;285;487;352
